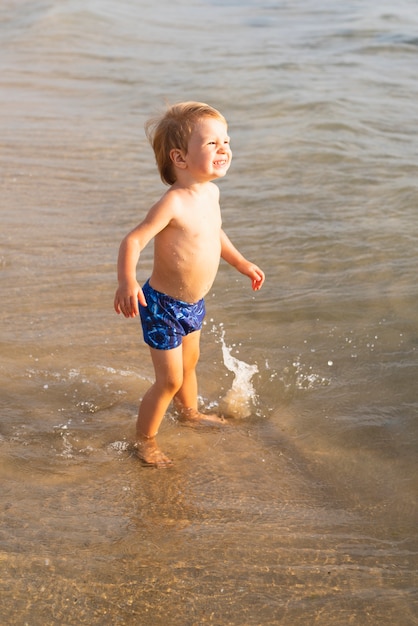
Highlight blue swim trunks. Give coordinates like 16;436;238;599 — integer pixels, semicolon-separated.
139;280;206;350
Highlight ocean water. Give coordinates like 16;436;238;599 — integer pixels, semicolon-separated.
1;0;417;624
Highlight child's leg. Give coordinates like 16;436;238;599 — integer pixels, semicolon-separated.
173;330;200;411
135;344;183;467
174;331;226;425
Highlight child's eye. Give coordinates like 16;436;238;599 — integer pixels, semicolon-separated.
207;139;230;146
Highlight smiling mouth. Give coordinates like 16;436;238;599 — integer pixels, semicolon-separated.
214;159;228;166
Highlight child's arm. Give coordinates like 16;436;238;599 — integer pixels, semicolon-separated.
220;229;265;291
114;198;173;317
114;233;145;318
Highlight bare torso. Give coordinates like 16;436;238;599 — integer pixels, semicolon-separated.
148;182;222;303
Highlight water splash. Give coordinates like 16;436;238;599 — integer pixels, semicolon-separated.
281;356;330;393
219;328;258;418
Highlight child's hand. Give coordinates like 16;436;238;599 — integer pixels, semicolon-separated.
238;261;265;291
248;264;265;291
114;281;147;318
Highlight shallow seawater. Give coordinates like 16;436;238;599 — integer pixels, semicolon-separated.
1;0;417;624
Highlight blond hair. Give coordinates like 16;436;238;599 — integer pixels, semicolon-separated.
145;101;227;185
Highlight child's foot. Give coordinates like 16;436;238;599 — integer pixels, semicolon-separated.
177;406;227;428
135;436;173;468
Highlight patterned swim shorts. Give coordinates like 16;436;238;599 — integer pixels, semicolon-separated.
139;280;206;350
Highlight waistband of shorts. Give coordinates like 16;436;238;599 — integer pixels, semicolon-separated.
143;279;204;307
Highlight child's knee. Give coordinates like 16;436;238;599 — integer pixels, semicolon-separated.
159;372;184;395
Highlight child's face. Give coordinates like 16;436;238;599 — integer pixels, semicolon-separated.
184;117;232;181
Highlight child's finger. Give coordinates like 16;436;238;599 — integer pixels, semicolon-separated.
137;287;147;308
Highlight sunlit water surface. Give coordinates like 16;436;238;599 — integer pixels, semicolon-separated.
1;0;417;624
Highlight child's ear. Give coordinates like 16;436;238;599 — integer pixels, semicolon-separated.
170;149;187;169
